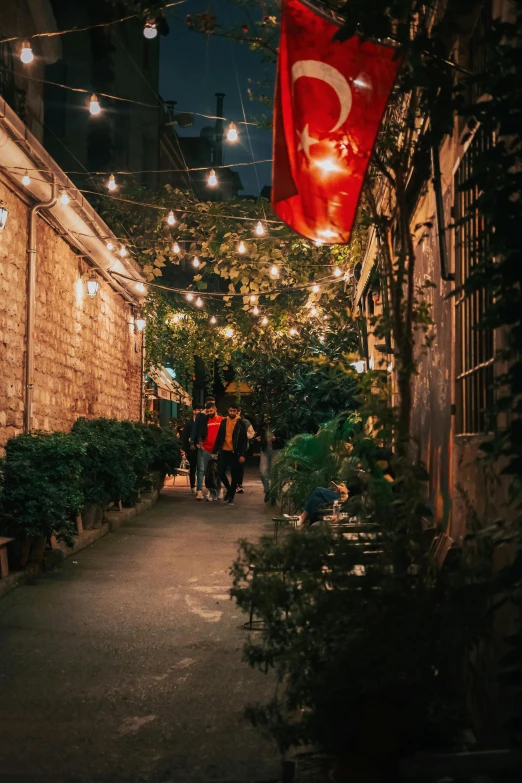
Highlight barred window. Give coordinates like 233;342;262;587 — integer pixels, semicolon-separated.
454;125;494;435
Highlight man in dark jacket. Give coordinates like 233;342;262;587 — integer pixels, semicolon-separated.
214;404;248;504
181;405;202;494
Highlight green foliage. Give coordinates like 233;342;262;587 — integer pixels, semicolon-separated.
231;512;487;759
72;418;181;506
0;433;85;547
271;415;360;510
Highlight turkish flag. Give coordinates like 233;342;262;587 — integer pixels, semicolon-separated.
272;0;400;244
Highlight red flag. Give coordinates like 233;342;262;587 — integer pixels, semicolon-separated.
272;0;400;244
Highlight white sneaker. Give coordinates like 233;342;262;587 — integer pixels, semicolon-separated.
195;490;203;500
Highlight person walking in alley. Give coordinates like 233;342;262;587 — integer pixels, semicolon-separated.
214;404;248;505
257;414;280;505
235;406;255;494
194;401;223;501
181;404;202;495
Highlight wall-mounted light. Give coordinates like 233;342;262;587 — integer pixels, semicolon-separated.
136;317;146;332
0;201;8;230
86;271;99;298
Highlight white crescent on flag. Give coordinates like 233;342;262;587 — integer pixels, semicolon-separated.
291;60;353;132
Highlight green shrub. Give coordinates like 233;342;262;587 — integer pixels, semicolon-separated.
0;432;84;547
132;422;182;476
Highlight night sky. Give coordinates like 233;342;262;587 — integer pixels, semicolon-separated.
159;2;274;196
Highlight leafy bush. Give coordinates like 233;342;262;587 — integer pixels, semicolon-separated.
0;432;84;547
132;422;182;476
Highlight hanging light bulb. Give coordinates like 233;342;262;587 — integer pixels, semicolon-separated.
119;245;127;257
20;41;34;64
319;335;325;343
89;94;101;115
210;316;217;324
333;267;342;277
270;265;279;277
312;284;320;293
207;169;218;187
136;282;146;293
311;307;318;316
143;18;158;39
172;314;180;324
250;295;257;303
22;172;31;187
136;317;146;332
253;306;259;316
225;327;234;338
106;240;114;251
167;210;176;225
261;316;268;326
289;328;297;336
238;241;246;254
195;297;203;308
173;242;180;254
192;257;200;267
227;122;238;142
60;190;70;205
255;221;265;236
186;293;194;302
107;174;117;191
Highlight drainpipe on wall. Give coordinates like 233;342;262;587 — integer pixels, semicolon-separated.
140;328;146;423
24;181;58;433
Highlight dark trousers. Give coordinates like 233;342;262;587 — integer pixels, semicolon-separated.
187;449;197;488
218;451;241;498
237;462;245;487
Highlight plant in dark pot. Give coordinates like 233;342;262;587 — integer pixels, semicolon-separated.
0;432;84;566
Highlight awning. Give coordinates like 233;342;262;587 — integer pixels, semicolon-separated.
148;366;191;405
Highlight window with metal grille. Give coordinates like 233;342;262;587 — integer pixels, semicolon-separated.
454;125;494;435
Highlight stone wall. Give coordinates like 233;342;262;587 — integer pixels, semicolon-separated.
0;178;142;450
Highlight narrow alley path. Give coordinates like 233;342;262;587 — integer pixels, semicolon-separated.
0;471;280;783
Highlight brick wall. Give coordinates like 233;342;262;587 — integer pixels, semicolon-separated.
0;179;142;450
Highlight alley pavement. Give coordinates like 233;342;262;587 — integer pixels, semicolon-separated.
0;470;281;783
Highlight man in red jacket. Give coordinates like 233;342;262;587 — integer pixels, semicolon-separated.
194;401;223;501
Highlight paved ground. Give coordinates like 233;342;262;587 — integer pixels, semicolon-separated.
0;470;281;783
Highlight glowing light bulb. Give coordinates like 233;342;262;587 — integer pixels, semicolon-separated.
136;317;146;332
289;328;297;336
311;307;317;316
186;293;194;302
167;210;176;225
192;257;200;267
250;295;257;303
227;123;238;142
319;335;325;343
108;174;117;191
86;276;99;298
22;172;31;187
207;169;218;187
225;327;234;338
261;316;268;326
173;242;180;254
334;267;342;277
210;316;217;324
106;241;114;250
172;315;180;323
270;265;279;277
89;94;101;115
253;306;259;316
238;241;246;254
316;158;340;173
119;245;127;257
195;297;203;307
313;284;319;293
136;282;146;293
255;221;264;236
143;19;158;39
60;190;70;205
20;42;34;64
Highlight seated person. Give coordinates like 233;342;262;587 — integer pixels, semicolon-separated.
293;482;349;528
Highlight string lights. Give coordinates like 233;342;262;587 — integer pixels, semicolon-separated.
20;41;34;63
107;174;117;191
210;316;217;324
255;221;265;236
192;257;200;267
312;284;320;293
167;210;176;225
333;267;342;278
261;316;268;326
119;245;127;257
106;240;114;250
60;190;70;205
89;94;101;115
22;172;31;186
143;18;158;39
207;169;218;187
186;293;194;302
253;306;259;316
173;242;180;254
227;122;238;142
225;327;234;338
270;265;279;277
238;241;246;254
195;297;203;308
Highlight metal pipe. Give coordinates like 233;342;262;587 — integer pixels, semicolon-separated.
431;143;455;282
140;325;146;423
25;181;58;433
